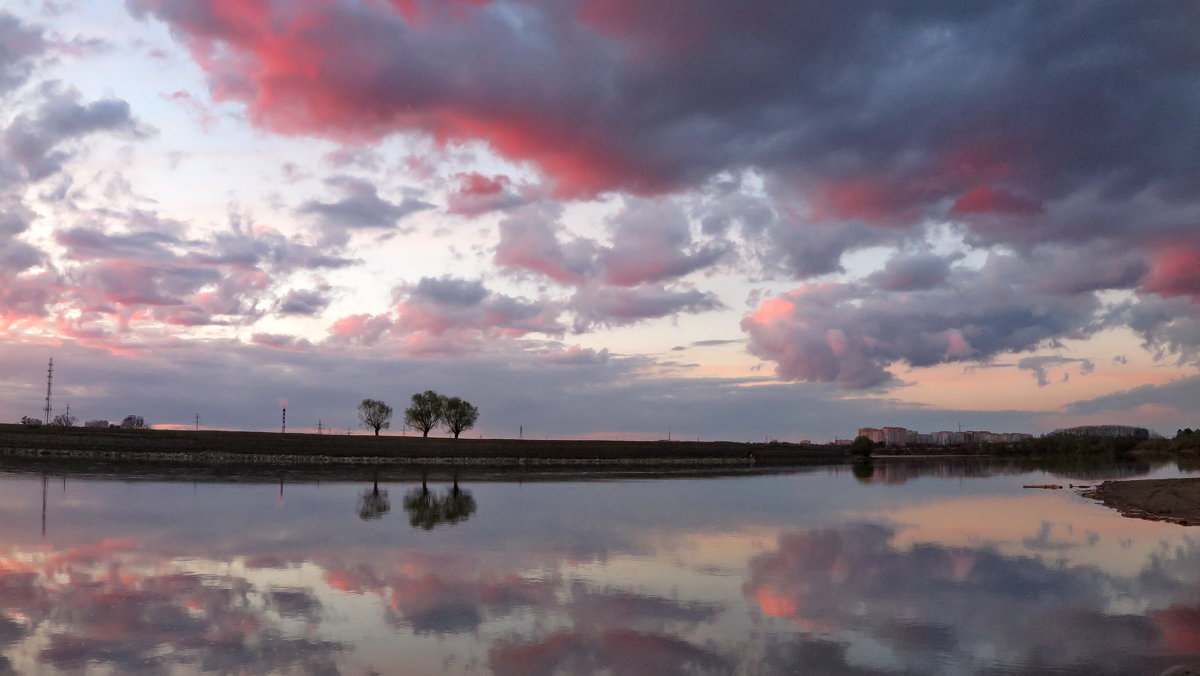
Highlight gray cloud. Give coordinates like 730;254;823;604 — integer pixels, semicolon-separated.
496;199;728;289
446;172;531;216
867;251;957;292
1064;374;1200;419
406;276;489;308
570;284;723;332
298;176;433;244
1017;356;1095;388
494;204;598;285
1;85;145;186
597;199;730;287
743;250;1106;389
277;287;331;316
0;12;46;94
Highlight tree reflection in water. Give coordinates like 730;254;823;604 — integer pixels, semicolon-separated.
357;479;391;520
403;476;477;530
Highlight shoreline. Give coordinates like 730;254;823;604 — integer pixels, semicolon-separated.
0;423;845;469
1082;478;1200;526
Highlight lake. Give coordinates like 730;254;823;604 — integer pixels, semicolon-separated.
0;457;1197;675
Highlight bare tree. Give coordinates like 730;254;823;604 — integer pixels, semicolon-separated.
51;412;76;427
121;415;147;429
404;390;443;438
440;396;479;439
358;399;393;436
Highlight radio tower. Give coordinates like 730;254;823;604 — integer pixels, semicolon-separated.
44;358;53;423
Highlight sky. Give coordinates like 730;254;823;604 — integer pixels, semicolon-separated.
1;0;1198;441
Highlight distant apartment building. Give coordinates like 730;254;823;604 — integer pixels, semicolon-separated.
858;428;884;444
933;431;966;446
882;427;908;447
856;426;1033;447
856;426;910;447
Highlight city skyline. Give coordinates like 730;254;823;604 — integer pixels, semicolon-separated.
1;2;1198;440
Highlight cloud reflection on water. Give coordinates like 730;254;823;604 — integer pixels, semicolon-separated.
0;464;1196;673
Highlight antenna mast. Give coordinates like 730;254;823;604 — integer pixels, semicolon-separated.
44;358;53;423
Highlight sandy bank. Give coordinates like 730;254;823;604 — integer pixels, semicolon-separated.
1083;478;1200;526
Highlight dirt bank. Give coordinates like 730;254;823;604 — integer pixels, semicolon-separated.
1082;478;1200;526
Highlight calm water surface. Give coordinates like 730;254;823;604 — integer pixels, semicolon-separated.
0;458;1198;675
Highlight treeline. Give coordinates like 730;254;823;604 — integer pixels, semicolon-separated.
358;390;480;438
1137;428;1200;454
995;428;1200;457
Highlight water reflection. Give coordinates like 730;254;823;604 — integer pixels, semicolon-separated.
357;479;391;520
0;548;343;674
403;478;477;530
0;458;1197;674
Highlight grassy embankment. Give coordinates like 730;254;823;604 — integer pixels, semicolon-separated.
0;423;845;468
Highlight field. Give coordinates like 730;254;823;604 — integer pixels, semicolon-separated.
0;424;846;468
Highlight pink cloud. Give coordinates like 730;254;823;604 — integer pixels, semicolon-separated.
1142;242;1200;299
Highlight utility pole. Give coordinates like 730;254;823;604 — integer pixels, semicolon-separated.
281;407;286;434
44;358;53;423
195;413;200;431
317;419;323;435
